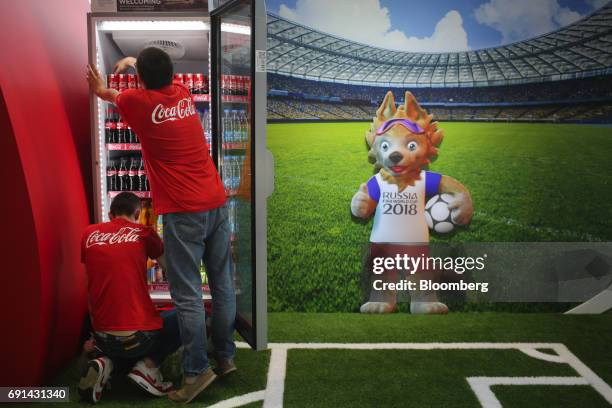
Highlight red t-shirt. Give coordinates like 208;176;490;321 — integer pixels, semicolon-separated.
115;83;226;214
81;218;163;332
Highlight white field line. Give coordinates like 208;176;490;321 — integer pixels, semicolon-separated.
206;391;265;408
263;348;288;408
467;376;589;408
230;342;612;408
518;347;566;363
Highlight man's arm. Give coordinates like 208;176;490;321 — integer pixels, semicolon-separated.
144;227;164;260
113;57;137;74
87;64;118;104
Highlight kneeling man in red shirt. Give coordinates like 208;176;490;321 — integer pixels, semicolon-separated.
79;192;181;403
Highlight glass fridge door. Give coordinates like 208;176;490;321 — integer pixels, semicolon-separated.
211;0;268;350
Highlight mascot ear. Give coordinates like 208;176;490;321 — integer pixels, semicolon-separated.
376;91;396;122
365;127;376;148
430;128;444;147
402;91;429;123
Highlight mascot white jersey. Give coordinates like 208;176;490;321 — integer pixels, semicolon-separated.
367;170;441;243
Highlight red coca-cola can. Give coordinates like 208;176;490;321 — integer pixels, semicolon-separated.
118;74;128;92
193;73;204;94
183;73;194;92
127;74;137;89
173;73;184;84
107;74;118;90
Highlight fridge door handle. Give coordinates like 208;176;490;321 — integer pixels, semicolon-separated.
264;149;274;198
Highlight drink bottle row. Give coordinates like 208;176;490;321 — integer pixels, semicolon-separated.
148;261;166;284
173;73;209;94
107;73;139;91
222;109;249;144
227;198;239;236
106;72;249;96
199;109;212;151
222;154;245;191
221;75;250;96
105;106;139;144
107;156;149;192
107;72;212;95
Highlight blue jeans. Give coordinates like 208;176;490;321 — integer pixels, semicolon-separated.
94;310;181;373
163;206;236;377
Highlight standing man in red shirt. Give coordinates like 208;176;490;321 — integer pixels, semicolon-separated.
87;47;236;403
79;192;180;403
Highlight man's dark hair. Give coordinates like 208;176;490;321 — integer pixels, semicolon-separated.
136;47;173;90
110;192;141;217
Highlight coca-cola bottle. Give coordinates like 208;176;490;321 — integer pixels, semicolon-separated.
118;157;129;191
128;157;138;191
104;109;114;143
144;166;150;191
106;160;117;191
125;125;132;144
132;129;139;144
228;75;235;96
116;117;126;144
137;158;146;191
202;75;209;95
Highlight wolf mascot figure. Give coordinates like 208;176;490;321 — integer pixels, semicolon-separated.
351;91;473;314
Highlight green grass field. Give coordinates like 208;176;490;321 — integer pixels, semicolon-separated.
266;122;612;312
38;313;612;407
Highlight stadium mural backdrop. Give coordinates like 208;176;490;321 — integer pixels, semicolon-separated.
264;3;612;312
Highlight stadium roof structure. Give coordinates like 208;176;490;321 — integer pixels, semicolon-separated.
266;4;612;88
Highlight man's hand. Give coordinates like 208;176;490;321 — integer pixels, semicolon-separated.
113;57;137;74
86;64;105;95
351;183;376;219
86;64;119;103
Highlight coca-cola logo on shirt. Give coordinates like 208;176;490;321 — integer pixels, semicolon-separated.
86;227;141;248
151;97;196;124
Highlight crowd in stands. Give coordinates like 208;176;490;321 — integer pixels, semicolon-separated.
267;99;612;123
268;74;612;104
267;73;612;123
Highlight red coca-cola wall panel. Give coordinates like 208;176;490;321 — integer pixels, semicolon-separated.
0;0;91;385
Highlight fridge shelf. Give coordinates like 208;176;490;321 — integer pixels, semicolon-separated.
150;290;212;304
106;143;141;151
149;283;210;292
222;142;248;150
192;94;248;103
193;94;210;102
222;95;249;103
108;190;151;198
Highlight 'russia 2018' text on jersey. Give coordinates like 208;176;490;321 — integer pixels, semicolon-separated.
367;170;441;244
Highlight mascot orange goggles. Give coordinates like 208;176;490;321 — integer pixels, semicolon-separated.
375;118;424;136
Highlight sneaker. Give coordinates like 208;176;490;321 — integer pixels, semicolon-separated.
215;359;237;377
168;368;217;403
78;356;113;404
127;360;174;396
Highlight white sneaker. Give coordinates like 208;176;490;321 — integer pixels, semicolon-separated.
127;360;173;396
78;356;113;403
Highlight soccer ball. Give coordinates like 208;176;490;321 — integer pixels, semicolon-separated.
425;193;457;233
